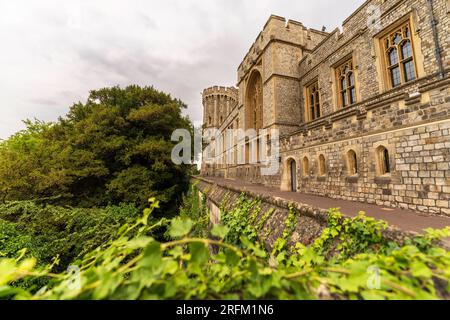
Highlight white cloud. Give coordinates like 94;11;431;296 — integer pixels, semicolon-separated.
0;0;364;139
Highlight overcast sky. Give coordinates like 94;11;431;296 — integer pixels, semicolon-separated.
0;0;365;139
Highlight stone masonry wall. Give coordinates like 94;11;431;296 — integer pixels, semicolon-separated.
194;177;418;251
298;0;450;118
201;0;450;217
282;116;450;216
279;0;450;216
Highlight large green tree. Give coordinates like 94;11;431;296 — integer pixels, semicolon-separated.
0;85;193;210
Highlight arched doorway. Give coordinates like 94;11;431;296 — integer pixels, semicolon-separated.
289;159;297;192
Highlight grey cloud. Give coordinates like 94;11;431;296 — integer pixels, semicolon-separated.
0;0;365;138
28;98;61;107
76;47;164;79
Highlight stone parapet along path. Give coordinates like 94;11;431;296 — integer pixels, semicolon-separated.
196;176;450;234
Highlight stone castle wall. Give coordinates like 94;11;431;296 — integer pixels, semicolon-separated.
194;177;419;250
202;0;450;216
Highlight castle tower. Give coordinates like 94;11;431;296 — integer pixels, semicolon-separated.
201;86;238;177
202;86;238;129
237;15;328;136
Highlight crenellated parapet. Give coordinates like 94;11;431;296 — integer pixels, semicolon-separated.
203;86;238;101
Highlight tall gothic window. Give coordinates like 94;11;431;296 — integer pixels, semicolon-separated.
336;58;356;108
245;71;263;131
245;71;263;164
382;21;416;88
306;81;320;121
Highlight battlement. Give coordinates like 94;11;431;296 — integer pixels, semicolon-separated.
203;86;238;100
237;15;328;82
262;14;307;32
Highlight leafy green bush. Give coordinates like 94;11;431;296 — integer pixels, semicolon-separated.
0;201;139;272
0;220;32;258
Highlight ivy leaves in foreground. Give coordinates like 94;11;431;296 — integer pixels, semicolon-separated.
0;193;449;300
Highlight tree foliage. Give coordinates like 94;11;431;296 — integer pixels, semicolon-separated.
0;85;193;209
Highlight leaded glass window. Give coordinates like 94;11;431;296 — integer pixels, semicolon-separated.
382;22;416;88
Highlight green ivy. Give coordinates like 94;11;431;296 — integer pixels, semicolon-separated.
220;195;262;246
1;191;449;300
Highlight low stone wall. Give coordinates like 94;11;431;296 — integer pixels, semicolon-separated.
194;177;419;251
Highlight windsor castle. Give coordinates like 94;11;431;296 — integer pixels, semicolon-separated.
201;0;450;216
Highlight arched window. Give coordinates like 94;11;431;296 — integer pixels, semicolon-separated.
401;41;415;82
245;71;263;163
336;58;357;108
388;47;401;87
376;146;391;175
318;154;326;176
347;150;358;175
306;81;320;121
340;77;347;107
348;72;356;104
382;21;416;88
245;71;263;131
302;156;310;176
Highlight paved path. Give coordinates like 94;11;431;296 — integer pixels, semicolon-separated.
200;176;450;234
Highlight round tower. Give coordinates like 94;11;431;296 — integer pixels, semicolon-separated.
202;86;238;129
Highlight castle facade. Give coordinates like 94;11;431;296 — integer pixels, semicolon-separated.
201;0;450;216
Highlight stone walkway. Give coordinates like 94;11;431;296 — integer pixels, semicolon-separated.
199;176;450;234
